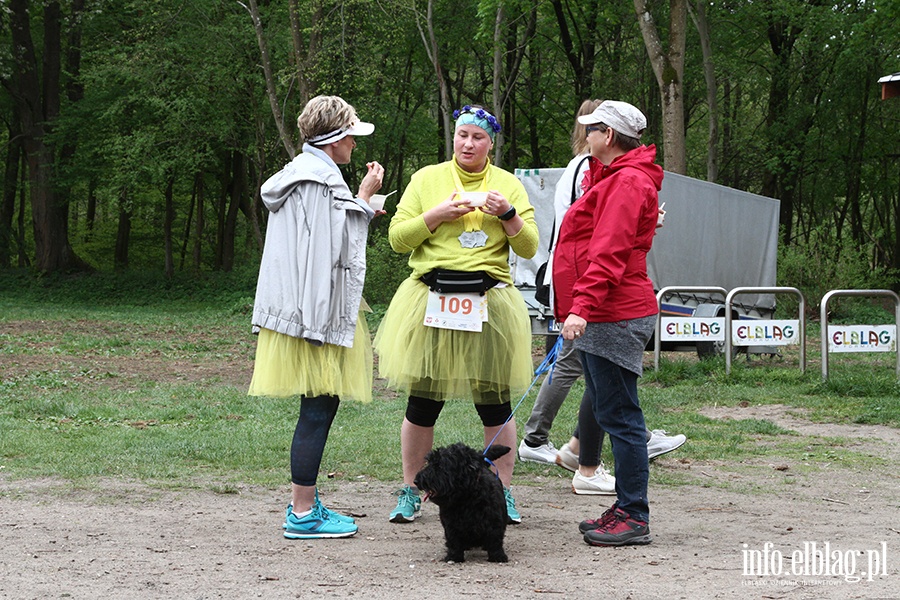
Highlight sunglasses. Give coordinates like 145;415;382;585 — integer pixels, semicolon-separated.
585;125;604;135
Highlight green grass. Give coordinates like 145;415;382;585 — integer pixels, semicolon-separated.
1;269;898;495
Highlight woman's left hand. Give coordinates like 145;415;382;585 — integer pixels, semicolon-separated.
561;313;587;341
480;191;511;218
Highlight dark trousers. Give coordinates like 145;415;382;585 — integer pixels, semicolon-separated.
579;351;650;523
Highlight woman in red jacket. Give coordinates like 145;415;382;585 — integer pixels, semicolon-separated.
552;100;664;547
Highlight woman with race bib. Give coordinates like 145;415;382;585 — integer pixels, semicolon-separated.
375;105;538;525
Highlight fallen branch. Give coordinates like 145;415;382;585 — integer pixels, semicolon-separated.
821;497;849;505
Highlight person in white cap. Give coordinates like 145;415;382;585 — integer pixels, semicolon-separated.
518;100;686;494
552;99;664;547
248;95;384;539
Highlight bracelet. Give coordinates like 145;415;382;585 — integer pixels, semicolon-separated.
498;206;517;221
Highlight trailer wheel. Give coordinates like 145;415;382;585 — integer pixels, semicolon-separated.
693;303;740;360
696;339;738;359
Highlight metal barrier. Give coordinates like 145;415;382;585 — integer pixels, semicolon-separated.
726;287;806;375
654;286;727;370
820;289;900;380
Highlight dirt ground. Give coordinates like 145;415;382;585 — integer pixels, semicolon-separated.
1;320;899;599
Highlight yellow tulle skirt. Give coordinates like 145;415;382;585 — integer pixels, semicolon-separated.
248;314;373;402
374;278;533;403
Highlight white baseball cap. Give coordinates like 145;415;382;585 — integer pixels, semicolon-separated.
308;119;375;145
577;100;646;139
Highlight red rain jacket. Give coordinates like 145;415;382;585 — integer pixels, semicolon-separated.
552;144;664;323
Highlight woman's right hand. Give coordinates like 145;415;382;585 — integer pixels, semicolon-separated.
423;192;475;232
357;161;384;201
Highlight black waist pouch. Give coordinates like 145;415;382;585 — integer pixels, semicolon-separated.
419;269;501;295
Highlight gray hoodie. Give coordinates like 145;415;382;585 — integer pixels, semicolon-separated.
251;144;373;348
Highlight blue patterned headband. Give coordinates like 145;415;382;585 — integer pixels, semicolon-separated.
453;105;501;140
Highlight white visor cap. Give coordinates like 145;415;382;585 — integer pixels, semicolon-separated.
308;120;375;146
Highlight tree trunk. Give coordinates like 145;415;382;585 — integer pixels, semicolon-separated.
164;174;175;278
846;72;869;246
114;193;131;271
245;0;296;159
492;3;506;166
16;170;29;267
180;184;196;271
193;173;205;271
633;0;687;174
221;150;245;272
415;0;453;158
215;155;228;270
1;109;21;268
761;17;801;245
549;0;599;100
288;0;319;106
689;0;718;182
6;0;89;272
491;1;536;168
57;0;85;229
85;183;96;240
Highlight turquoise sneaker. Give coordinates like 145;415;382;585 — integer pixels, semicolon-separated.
283;492;355;529
504;487;521;524
284;503;358;539
315;489;356;523
389;485;421;523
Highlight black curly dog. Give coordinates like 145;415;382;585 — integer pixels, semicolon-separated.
413;442;510;563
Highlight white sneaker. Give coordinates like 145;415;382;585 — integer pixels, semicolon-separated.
572;466;616;495
518;439;558;464
647;429;687;460
555;443;578;472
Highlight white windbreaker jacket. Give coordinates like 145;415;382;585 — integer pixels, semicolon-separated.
251;144;373;348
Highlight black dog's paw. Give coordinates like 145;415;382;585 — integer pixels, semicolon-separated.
488;550;508;563
445;552;465;563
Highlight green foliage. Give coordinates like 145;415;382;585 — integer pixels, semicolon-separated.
0;268;257;312
777;228;898;320
363;233;410;305
1;0;898;325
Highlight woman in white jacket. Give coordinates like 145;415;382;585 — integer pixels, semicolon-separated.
249;95;384;539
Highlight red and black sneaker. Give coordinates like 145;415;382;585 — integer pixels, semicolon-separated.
578;504;618;534
583;508;651;547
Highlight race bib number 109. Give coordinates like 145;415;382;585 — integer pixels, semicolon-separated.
424;291;488;332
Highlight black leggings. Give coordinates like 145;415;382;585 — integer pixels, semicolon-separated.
405;395;512;428
290;394;340;486
576;390;604;467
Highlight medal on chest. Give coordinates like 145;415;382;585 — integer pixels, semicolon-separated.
453;168;489;249
458;229;488;248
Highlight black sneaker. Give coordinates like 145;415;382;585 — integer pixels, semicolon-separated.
583;508;652;547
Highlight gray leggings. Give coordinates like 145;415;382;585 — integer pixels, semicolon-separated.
523;337;604;466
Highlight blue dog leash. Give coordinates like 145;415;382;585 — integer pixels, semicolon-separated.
483;335;565;460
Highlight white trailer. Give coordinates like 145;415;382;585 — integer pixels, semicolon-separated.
511;168;781;357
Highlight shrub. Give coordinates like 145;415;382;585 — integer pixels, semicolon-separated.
363;234;410;305
778;228;898;322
